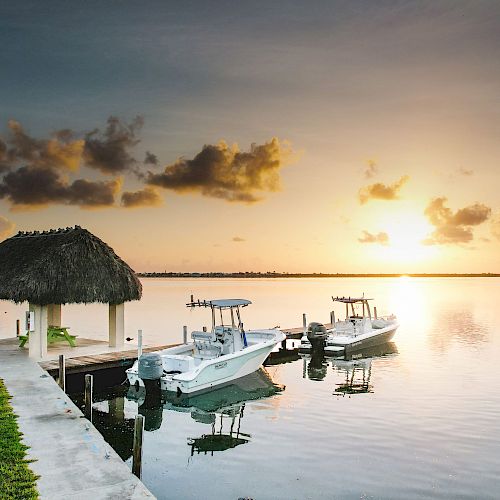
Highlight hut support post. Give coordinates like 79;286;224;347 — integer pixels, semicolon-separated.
109;303;125;347
47;304;62;327
28;304;48;359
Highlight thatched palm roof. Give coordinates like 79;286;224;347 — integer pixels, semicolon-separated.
0;226;142;305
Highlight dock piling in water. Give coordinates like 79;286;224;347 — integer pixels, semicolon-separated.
58;354;65;392
132;415;145;479
84;374;93;420
138;329;143;358
16;319;20;337
302;313;307;337
330;311;335;326
183;325;188;344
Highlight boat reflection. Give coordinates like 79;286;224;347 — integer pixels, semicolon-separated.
127;368;284;455
300;342;398;395
332;342;398;396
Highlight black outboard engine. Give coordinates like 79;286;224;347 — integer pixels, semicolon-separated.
138;352;163;405
307;322;328;351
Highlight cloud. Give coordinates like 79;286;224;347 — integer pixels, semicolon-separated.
121;187;162;208
364;159;378;179
458;167;473;176
0;165;121;208
3;120;84;171
147;138;292;203
358;175;409;204
423;197;491;245
232;236;245;242
83;116;143;174
0;215;15;239
358;230;389;245
144;151;158;165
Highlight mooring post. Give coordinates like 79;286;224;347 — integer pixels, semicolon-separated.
302;313;307;339
183;325;188;344
374;306;378;319
58;354;66;392
138;329;143;358
330;311;335;327
84;374;93;420
16;319;20;337
132;414;145;479
202;326;207;332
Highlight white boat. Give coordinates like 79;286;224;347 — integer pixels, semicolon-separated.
299;296;399;355
126;298;285;394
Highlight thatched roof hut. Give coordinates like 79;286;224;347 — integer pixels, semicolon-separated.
0;226;142;305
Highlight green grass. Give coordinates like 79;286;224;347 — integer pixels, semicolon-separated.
0;379;39;500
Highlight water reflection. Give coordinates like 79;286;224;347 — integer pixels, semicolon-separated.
331;342;398;396
188;405;249;456
88;369;284;461
428;310;489;352
300;342;398;396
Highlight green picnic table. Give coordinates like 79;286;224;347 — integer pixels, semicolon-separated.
19;326;77;348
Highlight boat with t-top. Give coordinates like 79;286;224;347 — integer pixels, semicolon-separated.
300;295;399;355
126;298;285;394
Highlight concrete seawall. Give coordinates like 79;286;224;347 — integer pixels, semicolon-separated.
0;347;155;499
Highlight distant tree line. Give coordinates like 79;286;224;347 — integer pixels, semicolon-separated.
137;272;500;278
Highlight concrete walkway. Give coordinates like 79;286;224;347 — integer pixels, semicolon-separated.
0;345;155;499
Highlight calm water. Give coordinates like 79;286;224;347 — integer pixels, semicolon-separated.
2;278;499;499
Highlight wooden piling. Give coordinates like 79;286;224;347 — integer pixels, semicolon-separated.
374;306;378;319
58;354;65;392
132;414;145;478
16;319;20;337
330;311;335;326
302;313;307;336
84;374;93;420
183;325;188;344
138;329;143;358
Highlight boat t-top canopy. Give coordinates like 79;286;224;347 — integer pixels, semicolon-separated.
187;298;252;309
332;296;372;304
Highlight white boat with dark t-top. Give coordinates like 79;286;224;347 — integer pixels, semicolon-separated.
127;299;285;395
300;296;399;355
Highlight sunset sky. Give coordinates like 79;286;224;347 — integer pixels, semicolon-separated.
1;1;499;273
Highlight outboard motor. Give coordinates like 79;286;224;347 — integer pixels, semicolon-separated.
307;322;328;351
138;352;163;405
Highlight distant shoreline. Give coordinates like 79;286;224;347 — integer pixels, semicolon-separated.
137;272;500;278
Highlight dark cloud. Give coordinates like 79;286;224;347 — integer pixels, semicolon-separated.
0;165;120;208
358;230;389;245
0;215;15;239
121;187;162;208
358;175;409;204
144;151;158;165
232;236;245;242
423;197;491;245
83;116;143;174
364;160;378;179
147;138;292;203
3;120;84;171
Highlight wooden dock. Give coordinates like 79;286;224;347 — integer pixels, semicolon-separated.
38;326;314;376
39;343;179;375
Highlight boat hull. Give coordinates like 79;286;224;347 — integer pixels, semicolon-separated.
127;331;284;394
325;325;398;355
